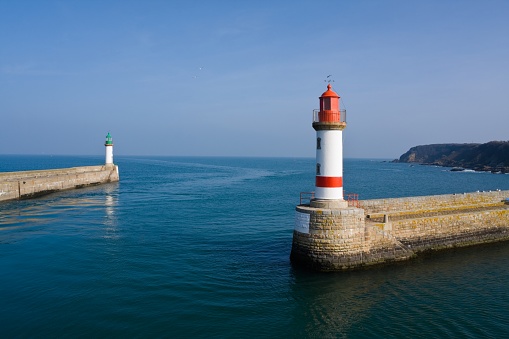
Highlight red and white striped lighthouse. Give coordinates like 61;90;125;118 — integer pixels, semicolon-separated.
313;84;347;201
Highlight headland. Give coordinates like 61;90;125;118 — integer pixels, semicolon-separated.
394;141;509;173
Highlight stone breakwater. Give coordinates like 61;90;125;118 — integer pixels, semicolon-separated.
291;190;509;271
0;165;119;202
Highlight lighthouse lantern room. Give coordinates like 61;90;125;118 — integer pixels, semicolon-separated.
312;84;347;203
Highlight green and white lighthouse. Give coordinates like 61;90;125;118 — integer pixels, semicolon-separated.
105;132;114;167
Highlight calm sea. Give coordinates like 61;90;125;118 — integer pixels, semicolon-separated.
2;156;509;338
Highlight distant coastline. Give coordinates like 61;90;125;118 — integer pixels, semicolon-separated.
394;141;509;173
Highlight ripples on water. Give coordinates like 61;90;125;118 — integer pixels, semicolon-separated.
292;243;509;338
1;156;509;337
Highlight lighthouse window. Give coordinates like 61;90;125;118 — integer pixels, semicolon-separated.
323;98;331;110
316;138;321;150
316;163;321;175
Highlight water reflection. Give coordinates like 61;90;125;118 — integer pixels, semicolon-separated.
103;183;119;239
290;242;509;338
0;183;119;242
290;267;388;338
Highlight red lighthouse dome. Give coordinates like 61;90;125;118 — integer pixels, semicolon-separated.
320;84;339;98
318;84;341;122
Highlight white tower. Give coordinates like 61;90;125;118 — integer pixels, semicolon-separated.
313;84;346;203
105;132;114;167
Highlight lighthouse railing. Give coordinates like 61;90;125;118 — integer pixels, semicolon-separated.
299;191;360;207
313;109;347;123
299;192;315;205
346;193;361;208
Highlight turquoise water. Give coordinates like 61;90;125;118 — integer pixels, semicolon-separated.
1;156;509;337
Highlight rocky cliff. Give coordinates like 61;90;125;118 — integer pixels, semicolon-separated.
395;141;509;173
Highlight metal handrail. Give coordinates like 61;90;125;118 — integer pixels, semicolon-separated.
299;192;315;205
346;193;360;208
299;191;360;207
313;109;347;123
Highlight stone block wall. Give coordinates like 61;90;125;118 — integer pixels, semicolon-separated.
291;205;413;271
291;206;366;270
392;209;509;251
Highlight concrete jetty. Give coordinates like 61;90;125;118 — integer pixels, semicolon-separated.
0;165;119;202
0;133;119;202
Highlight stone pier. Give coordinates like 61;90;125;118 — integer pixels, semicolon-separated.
291;190;509;271
0;165;119;202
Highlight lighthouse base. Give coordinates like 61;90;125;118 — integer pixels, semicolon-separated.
310;199;348;209
290;203;413;272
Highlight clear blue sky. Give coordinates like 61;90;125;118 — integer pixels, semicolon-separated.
1;1;508;158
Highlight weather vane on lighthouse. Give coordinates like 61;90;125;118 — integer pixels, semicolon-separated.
324;74;335;83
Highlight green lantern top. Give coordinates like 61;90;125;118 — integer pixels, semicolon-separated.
105;132;113;146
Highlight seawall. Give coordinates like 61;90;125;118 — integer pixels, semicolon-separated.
0;165;119;202
291;190;509;271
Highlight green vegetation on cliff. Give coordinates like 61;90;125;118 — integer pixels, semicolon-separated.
395;141;509;173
